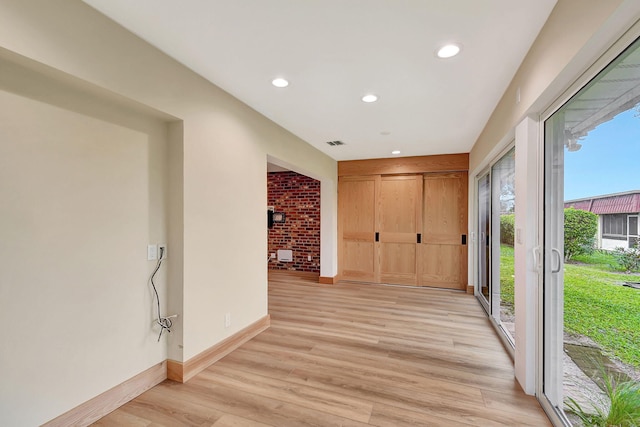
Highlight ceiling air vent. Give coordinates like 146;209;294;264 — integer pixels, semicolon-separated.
325;140;345;146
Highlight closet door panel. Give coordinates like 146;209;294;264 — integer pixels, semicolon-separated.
421;243;463;287
421;172;468;289
339;176;378;282
378;175;422;285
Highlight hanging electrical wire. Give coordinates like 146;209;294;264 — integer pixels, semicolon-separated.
150;247;172;342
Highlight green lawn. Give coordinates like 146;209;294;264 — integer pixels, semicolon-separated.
570;250;625;272
500;244;515;310
564;263;640;367
499;246;640;367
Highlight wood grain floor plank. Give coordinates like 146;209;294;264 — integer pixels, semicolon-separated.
176;379;371;427
92;410;152;427
210;413;273;427
368;402;477;427
198;366;373;423
92;275;550;426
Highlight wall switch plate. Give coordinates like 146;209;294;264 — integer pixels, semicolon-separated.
147;244;158;260
308;255;312;261
224;313;231;328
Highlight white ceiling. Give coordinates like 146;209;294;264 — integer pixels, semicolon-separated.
84;0;557;161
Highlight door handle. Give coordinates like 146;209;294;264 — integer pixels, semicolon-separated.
532;246;542;272
375;232;379;242
461;234;467;245
551;248;563;273
417;233;421;244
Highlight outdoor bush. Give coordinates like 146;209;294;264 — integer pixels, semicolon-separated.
566;368;640;427
500;214;515;246
564;208;598;262
612;244;640;273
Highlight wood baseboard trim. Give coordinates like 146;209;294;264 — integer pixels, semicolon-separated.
269;270;319;281
319;276;337;284
467;285;474;294
42;360;167;427
176;314;271;383
166;358;183;382
44;316;271;425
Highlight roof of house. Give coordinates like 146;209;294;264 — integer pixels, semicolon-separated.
564;190;640;215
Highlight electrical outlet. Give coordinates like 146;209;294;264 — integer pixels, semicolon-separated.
224;312;231;328
270;253;276;259
158;244;167;260
308;255;312;261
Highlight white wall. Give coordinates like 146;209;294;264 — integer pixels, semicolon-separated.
602;238;628;251
0;0;337;424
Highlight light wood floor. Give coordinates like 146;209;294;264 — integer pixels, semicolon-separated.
94;273;551;426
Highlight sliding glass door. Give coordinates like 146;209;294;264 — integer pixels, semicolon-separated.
476;147;516;345
478;172;491;309
540;35;640;425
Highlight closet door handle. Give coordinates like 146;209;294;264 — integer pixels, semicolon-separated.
461;234;467;245
375;232;379;242
417;233;422;244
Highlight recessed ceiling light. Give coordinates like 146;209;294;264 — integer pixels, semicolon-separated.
391;150;401;155
272;78;289;88
362;94;378;103
436;43;462;59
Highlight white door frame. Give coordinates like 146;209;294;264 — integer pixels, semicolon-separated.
535;21;640;427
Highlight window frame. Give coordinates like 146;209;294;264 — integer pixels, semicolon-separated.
602;213;628;240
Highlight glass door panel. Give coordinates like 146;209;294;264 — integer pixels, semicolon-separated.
477;172;491;308
543;111;565;415
492;148;516;344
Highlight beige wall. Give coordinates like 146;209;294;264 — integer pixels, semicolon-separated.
469;0;628;171
0;60;170;425
0;0;337;425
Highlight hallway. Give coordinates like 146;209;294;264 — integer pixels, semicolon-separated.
95;273;550;426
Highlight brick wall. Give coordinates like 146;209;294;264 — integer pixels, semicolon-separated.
268;171;320;273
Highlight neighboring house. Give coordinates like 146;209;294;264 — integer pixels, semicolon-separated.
565;190;640;250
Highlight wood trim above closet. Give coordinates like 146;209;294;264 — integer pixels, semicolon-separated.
338;153;468;177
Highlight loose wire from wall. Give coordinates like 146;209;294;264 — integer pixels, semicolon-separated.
150;246;172;342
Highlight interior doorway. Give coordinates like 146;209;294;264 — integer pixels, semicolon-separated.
267;163;321;275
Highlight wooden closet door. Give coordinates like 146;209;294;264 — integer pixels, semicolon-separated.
378;175;422;285
338;176;378;282
420;172;468;289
